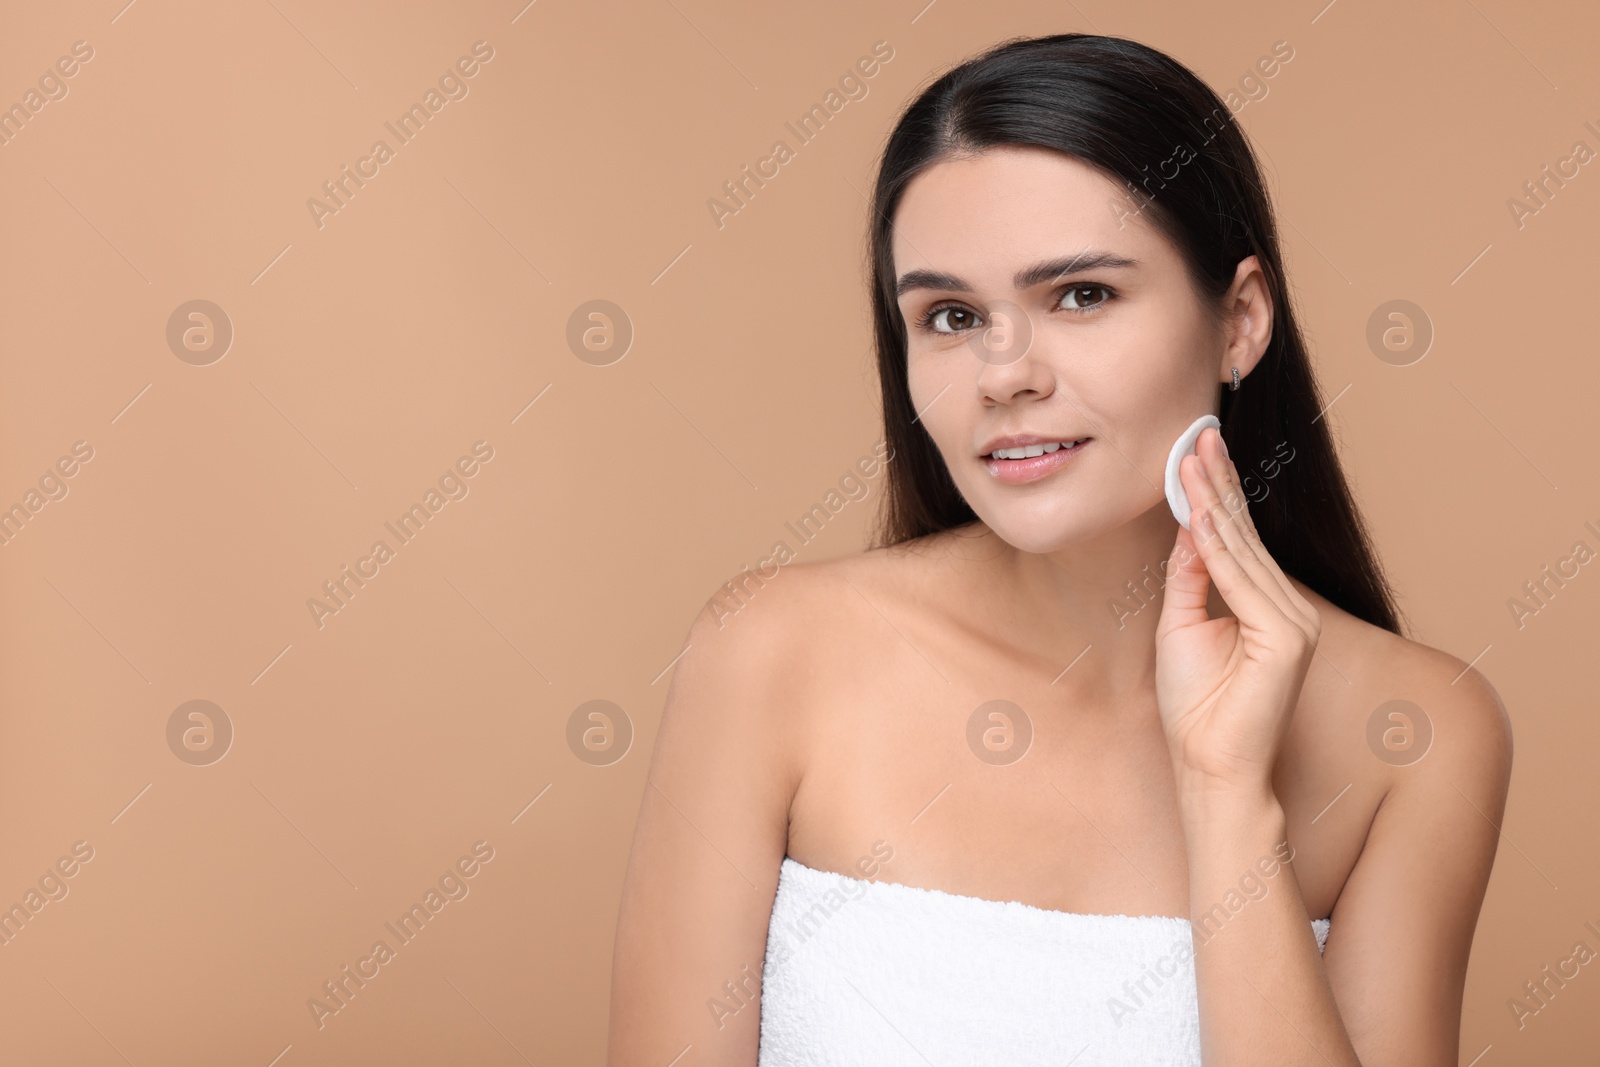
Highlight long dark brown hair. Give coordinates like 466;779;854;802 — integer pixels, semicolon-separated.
865;32;1405;636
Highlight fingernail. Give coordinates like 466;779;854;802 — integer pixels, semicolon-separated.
1219;434;1230;460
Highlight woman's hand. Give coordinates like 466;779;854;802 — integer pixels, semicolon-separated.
1154;425;1321;797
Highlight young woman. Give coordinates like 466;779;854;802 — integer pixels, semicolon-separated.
609;33;1511;1066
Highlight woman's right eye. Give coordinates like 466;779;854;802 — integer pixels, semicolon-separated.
916;304;980;333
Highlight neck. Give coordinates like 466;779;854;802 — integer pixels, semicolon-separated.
951;504;1225;700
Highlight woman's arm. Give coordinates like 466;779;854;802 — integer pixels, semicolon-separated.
607;589;803;1067
1158;427;1512;1064
1178;660;1509;1067
1316;662;1511;1063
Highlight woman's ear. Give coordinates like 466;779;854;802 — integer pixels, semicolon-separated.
1217;255;1273;386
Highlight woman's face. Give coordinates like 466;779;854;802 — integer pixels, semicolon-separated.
892;145;1263;555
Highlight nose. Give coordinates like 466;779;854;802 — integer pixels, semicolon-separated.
971;302;1055;404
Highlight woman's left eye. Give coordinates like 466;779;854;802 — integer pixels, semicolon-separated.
1060;283;1114;313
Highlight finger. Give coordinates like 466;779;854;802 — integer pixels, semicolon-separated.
1184;454;1292;617
1214;455;1302;613
1156;518;1213;638
1182;489;1285;635
1202;430;1319;624
1184;456;1312;647
1202;429;1263;542
1200;430;1267;552
1192;455;1318;649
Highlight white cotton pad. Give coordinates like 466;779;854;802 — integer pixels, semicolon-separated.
1164;414;1221;530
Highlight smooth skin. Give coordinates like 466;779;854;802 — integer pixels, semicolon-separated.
608;146;1512;1066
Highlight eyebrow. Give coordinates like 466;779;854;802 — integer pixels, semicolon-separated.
895;250;1140;298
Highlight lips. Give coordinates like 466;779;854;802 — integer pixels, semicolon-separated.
982;437;1093;484
978;430;1092;457
984;437;1091;460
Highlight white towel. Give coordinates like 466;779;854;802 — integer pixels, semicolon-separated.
758;856;1329;1066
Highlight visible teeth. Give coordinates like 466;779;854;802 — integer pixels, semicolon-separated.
990;439;1083;460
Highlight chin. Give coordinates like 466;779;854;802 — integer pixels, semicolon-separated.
977;512;1084;555
975;491;1158;555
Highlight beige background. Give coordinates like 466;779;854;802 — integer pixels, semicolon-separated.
1;0;1597;1062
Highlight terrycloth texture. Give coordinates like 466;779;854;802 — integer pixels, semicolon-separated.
759;856;1330;1066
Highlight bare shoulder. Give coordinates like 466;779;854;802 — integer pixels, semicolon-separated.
670;543;926;732
689;537;942;651
1292;578;1513;794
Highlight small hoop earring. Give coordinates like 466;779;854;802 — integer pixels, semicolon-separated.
1229;367;1241;391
